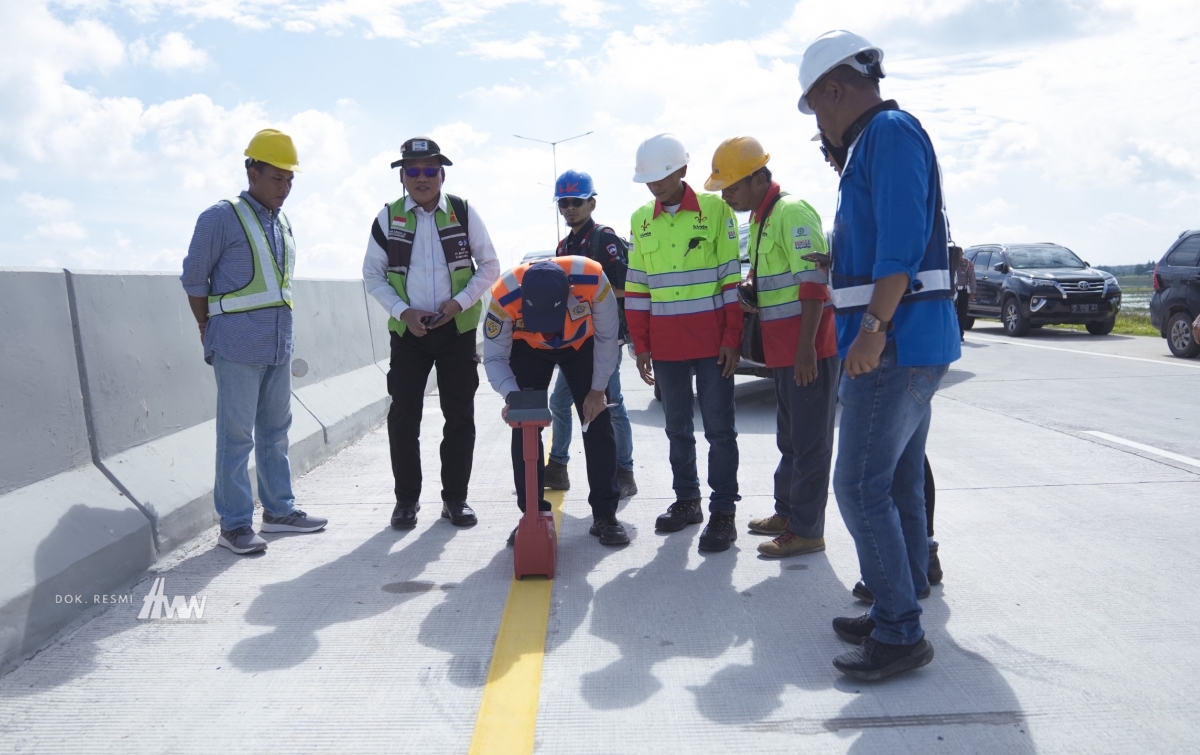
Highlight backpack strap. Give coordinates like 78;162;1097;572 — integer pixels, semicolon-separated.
444;194;475;274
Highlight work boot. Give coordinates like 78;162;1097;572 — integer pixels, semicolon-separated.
261;508;327;533
217;526;267;555
747;513;788;535
756;531;824;558
851;581;931;604
441;501;477;527
390;501;420;530
833;637;935;681
544;460;570;491
617;468;638;498
589;516;631;546
655;497;703;532
928;541;943;585
698;512;737;552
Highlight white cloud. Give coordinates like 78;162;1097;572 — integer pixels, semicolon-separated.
150;32;209;70
18;193;88;240
470;31;555;60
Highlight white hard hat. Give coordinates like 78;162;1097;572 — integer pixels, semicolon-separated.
797;30;885;115
633;133;690;183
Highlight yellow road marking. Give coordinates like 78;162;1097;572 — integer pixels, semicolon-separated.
467;445;564;755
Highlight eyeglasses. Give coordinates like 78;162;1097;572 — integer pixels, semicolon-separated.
558;198;586;209
404;167;441;178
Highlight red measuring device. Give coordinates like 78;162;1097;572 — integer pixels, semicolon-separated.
506;390;557;579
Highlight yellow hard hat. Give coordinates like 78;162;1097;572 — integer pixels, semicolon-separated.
704;136;769;191
244;129;301;172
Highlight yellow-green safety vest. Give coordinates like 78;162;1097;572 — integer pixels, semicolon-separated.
385;194;482;336
207;196;294;316
748;193;827;323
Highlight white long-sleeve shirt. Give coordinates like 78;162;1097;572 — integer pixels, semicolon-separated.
363;193;500;319
483;271;620;399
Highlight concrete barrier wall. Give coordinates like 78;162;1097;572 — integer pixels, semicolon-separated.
1;270;390;676
0;269;154;676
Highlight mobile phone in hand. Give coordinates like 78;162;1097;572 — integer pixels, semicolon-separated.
423;312;446;327
801;252;830;265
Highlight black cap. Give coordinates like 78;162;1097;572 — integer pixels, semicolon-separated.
390;136;453;169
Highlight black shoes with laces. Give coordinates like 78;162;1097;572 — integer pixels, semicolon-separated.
588;516;631;546
833;636;935;681
698;512;737;552
655;497;703;532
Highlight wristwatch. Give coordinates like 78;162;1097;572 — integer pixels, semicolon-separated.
860;313;892;333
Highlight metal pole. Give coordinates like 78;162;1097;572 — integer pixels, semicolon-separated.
513;131;593;247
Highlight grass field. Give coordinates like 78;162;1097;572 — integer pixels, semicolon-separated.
1045;310;1159;337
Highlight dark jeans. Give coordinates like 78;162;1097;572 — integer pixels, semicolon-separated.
771;354;840;539
509;339;619;520
653;356;739;513
955;290;971;336
387;327;479;504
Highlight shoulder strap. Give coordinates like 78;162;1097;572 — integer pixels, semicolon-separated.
444;194;475;273
751;194;785;285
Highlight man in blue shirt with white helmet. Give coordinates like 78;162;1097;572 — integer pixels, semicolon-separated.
543;169;638;499
799;30;960;681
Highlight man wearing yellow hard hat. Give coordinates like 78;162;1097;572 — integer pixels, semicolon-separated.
181;128;328;556
705;136;838;559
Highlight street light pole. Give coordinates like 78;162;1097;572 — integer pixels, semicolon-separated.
514;131;594;245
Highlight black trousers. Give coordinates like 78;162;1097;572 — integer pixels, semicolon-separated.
509;339;619;520
955;290;971;336
387;327;479;504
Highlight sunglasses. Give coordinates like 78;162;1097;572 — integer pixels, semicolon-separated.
557;198;587;208
404;167;441;178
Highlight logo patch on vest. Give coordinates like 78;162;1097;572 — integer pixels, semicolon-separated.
484;313;502;339
792;227;809;237
794;239;813;250
595;283;611;303
569;301;591;320
392;216;408;226
726;218;735;228
727;230;737;240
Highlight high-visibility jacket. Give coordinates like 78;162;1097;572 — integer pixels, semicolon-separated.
747;184;838;368
625;183;743;361
489;256;604;349
207;196;294;316
385;193;482;336
482;256;620;398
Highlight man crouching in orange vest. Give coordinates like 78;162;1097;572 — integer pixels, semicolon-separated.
483;257;630;546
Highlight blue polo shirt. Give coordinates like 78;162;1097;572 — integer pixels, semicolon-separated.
832;109;961;367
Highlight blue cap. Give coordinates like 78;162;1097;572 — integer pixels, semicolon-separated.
554;169;596;200
521;261;570;333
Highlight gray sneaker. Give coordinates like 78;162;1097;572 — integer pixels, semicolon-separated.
261;508;328;533
218;526;267;555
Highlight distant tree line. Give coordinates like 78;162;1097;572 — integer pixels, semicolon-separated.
1094;261;1156;276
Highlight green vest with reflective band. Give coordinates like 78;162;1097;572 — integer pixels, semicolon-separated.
208;197;294;316
385;194;482;336
748;194;827;323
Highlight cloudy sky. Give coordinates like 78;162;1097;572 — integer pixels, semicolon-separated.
2;0;1198;278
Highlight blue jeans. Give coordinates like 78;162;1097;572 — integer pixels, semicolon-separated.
653;356;739;513
833;341;948;646
213;354;297;531
549;348;633;471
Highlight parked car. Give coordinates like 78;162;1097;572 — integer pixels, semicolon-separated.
1149;230;1200;357
963;243;1121;337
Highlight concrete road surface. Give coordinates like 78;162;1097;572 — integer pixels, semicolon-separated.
1;321;1197;754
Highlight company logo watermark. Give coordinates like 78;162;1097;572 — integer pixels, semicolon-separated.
137;578;208;621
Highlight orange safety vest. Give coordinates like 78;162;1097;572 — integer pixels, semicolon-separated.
491;256;606;350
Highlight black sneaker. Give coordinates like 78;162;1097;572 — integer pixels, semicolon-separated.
655;497;703;532
833;612;876;644
589;517;630;546
852;582;931;605
928;541;943;585
833;637;935;681
698;512;737;552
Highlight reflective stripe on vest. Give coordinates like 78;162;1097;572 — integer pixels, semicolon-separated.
208;197;293;316
829;268;953;311
491;256;602;350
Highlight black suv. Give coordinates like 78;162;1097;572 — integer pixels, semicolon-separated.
1149;230;1200;357
964;243;1121;336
